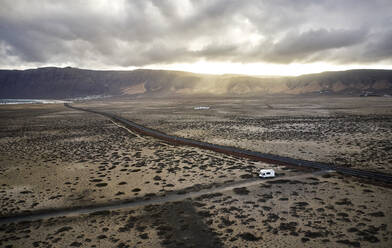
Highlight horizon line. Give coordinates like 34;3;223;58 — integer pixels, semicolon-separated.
1;65;392;78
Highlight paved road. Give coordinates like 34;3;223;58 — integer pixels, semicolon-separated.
1;104;390;225
65;103;392;184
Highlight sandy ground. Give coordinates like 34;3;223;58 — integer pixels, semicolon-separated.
0;100;391;248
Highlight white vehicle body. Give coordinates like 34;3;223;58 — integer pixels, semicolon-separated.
259;169;275;178
194;106;210;110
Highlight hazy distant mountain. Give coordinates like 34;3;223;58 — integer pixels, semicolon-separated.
0;67;391;99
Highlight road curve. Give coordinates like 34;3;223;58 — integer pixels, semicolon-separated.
64;103;392;184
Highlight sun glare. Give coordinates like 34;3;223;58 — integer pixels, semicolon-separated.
143;61;392;76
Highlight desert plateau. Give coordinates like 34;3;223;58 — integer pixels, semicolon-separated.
1;96;392;247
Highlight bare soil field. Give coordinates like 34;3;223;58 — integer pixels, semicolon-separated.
1;99;392;247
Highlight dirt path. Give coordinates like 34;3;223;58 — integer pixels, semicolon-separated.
0;170;329;225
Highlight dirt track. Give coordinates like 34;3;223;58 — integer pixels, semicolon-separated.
0;170;328;225
1;102;392;248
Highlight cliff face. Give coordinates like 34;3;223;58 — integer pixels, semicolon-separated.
284;70;392;95
0;67;391;99
0;67;136;98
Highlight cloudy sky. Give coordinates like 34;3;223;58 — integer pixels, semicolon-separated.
1;0;391;75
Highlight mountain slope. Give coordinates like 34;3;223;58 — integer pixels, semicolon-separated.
0;67;391;99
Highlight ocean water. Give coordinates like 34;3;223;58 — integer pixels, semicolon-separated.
0;99;71;105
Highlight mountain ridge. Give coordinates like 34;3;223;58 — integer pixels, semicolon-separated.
1;67;391;99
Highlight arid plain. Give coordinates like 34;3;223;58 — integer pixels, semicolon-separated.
1;96;392;248
82;96;392;174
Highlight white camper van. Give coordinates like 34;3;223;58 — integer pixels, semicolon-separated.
259;169;275;178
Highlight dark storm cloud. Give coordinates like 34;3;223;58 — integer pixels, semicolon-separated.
264;28;369;63
0;0;391;68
